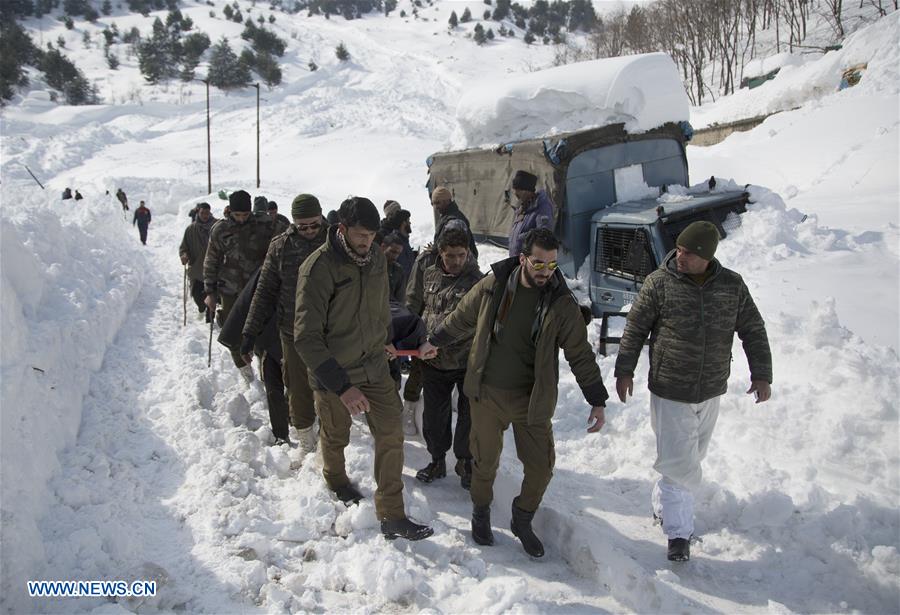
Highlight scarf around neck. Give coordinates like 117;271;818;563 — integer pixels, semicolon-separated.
336;228;373;267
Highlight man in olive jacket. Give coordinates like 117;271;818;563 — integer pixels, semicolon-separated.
294;197;434;542
615;221;772;563
242;194;327;453
203;190;277;379
180;202;216;316
420;228;608;557
407;228;482;489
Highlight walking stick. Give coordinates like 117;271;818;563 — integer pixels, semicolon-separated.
208;308;214;367
183;267;188;327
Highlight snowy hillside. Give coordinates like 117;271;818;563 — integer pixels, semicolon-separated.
1;1;898;613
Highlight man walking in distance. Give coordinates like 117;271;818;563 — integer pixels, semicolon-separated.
180;202;216;319
242;194;328;455
133;200;152;245
203;189;276;382
615;221;772;562
406;228;482;489
295;197;434;542
507;170;553;258
419;228;607;557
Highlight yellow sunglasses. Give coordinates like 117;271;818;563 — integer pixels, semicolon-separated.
526;256;558;271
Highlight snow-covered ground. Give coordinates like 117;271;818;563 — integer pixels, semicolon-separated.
1;2;898;613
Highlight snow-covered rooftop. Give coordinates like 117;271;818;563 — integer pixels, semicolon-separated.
452;52;690;148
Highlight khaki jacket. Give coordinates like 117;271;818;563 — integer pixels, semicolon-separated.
431;257;608;425
416;259;482;371
179;216;216;281
294;226;391;394
203;214;276;297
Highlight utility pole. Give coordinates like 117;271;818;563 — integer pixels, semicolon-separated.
253;82;260;188
205;78;212;195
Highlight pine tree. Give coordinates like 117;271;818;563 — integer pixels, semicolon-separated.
487;28;495;40
483;9;490;20
101;0;111;14
255;50;281;86
460;7;471;22
207;37;251;89
137;17;176;84
335;41;350;61
523;31;535;44
473;23;486;44
449;11;458;28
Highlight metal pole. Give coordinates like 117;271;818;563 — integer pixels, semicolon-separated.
205;79;212;195
254;83;260;189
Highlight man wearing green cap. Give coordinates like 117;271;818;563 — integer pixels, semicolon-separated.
614;220;773;563
242;194;328;452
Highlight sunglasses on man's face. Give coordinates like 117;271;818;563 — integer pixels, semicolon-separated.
526;256;558;271
296;221;321;231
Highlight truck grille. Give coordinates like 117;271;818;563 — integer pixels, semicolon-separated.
595;227;656;281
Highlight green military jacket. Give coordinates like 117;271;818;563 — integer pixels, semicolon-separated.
431;257;608;425
243;223;328;340
179;216;216;282
405;248;438;315
203;214;276;298
614;250;773;404
414;259;482;371
294;226;391;394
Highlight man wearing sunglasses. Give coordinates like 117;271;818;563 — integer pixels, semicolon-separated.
419;228;608;557
241;194;328;452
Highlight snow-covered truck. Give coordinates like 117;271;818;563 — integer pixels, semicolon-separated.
426;53;749;352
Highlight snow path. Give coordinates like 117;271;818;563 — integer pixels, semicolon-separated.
31;207;625;612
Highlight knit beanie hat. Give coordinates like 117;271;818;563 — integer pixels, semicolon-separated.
267;201;278;211
229;190;252;212
383;200;401;218
512;170;537;192
676;221;720;260
253;196;268;213
197;202;211;210
431;186;452;204
292;193;322;219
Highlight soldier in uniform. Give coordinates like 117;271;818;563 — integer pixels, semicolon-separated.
295;196;434;542
203;190;277;381
406;228;482;489
180;202;217;317
242;194;328;454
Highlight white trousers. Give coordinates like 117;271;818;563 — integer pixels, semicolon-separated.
649;393;720;539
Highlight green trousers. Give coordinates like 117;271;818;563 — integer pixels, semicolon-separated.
281;333;316;430
469;384;555;513
314;372;406;521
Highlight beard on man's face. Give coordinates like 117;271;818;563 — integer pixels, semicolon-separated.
523;264;550;287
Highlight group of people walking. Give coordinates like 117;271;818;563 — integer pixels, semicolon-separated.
176;169;772;561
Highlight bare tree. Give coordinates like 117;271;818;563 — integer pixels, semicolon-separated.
821;0;846;37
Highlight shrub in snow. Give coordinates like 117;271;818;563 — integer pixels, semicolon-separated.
460;7;471;22
335;41;350;61
448;10;457;28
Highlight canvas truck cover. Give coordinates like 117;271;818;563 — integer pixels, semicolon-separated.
426;122;688;247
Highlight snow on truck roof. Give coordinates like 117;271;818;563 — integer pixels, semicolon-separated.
451;52;690;149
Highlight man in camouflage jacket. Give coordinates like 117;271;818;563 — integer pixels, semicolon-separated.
242;194;327;453
406;228;482;490
203;189;277;374
614;221;772;562
180;202;216;316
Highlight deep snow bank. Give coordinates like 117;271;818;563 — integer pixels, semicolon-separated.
451;52;689;148
0;186;146;602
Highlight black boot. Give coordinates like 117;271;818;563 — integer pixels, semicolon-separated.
471;504;494;546
415;458;446;483
455;459;472;490
667;538;690;562
381;517;434;541
332;483;363;506
511;499;544;558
